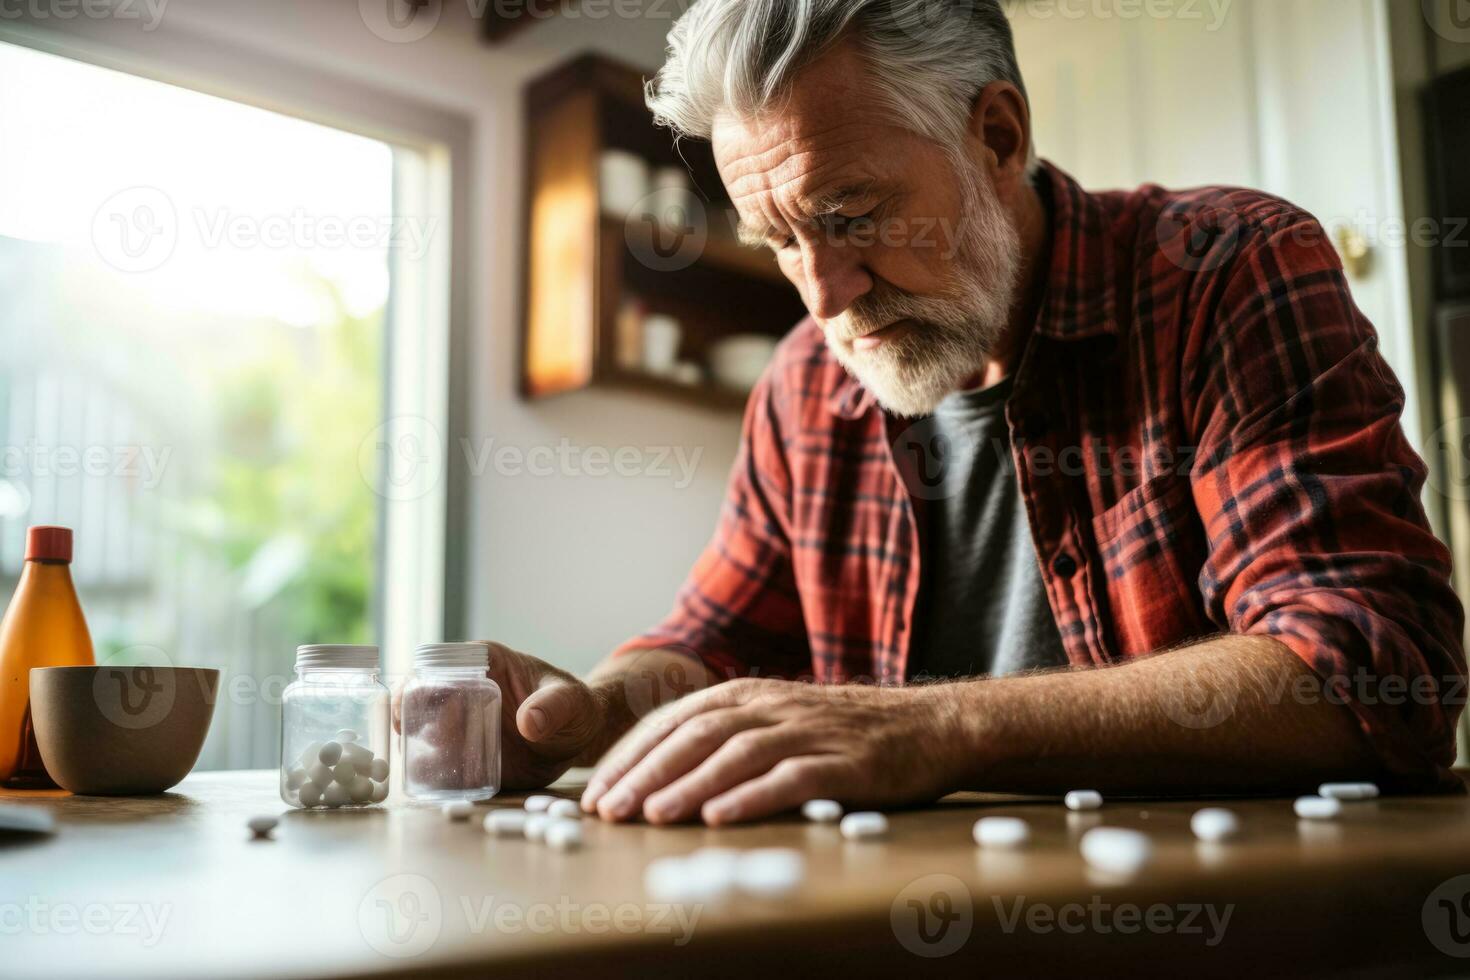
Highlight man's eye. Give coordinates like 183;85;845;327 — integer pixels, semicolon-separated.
774;234;798;251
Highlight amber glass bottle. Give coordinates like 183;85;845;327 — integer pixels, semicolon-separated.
0;526;95;788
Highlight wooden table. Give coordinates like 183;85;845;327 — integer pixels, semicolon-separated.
4;770;1470;978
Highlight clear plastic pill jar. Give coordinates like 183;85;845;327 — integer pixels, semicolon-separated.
279;644;391;809
401;642;502;803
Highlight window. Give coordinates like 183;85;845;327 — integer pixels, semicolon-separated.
0;39;458;768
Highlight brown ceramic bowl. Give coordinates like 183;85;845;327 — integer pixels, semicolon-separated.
30;665;220;795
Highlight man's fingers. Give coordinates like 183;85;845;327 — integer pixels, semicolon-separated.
517;678;598;755
700;755;841;826
641;724;801;824
595;708;769;822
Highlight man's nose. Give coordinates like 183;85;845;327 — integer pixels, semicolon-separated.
800;238;872;321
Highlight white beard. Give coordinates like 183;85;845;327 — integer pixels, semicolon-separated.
825;159;1023;418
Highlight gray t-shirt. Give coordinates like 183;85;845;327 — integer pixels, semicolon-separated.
907;376;1070;681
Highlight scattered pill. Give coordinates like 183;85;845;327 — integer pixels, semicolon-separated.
734;848;805;897
525;795;555;813
323;782;350;807
1190;808;1240;843
544;819;584;851
247;815;278;839
643;855;733;904
369;757;390;782
1294;795;1343;820
973;816;1030;849
685;847;741;883
318;741;343;767
299;782;322;807
801;799;843;823
484;809;528;836
524;812;550;842
547;799;581;820
1080;827;1153;876
443;801;475;821
1064;790;1103;811
332;761;357;785
335;729;359;743
839;811;888;840
1318;782;1378;801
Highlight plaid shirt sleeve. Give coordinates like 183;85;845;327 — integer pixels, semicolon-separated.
611;365;812;681
1186;212;1466;784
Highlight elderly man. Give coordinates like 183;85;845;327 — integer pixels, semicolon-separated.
485;0;1465;824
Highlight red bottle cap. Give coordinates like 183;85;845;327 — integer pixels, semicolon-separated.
25;526;73;563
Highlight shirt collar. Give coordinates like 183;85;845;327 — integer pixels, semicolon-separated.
827;160;1117;420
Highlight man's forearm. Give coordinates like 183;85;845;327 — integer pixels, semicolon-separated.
929;634;1380;794
577;647;723;766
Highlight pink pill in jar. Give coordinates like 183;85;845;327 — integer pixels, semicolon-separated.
401;642;502;803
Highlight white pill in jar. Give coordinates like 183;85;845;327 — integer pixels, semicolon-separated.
323;783;350;808
1294;795;1343;820
484;809;527;836
544;819;584;851
318;742;343;767
801;799;843;823
341;742;373;768
307;762;332;787
335;729;359;743
370;781;389;803
973;816;1030;848
1318;782;1378;801
546;799;581;820
369;757;389;782
525;795;554;813
332;762;357;785
1064;790;1103;811
285;767;307;791
298;782;323;807
298;742;325;767
443;801;474;821
1190;807;1241;842
1080;827;1153;875
350;776;374;803
839;812;888;840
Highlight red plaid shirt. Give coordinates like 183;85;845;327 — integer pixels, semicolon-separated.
617;162;1466;787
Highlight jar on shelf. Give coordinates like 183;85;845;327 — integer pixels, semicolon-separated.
400;642;502;803
280;644;390;809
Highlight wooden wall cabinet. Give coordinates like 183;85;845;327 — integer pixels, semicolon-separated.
519;54;807;410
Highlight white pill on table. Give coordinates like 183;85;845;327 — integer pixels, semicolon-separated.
443;801;475;821
307;763;333;787
370;757;389;782
332;761;357;785
685;847;741;883
341;742;373;768
734;848;805;897
335;729;359;743
839;811;888;840
643;856;732;904
1190;807;1241;842
323;782;350;807
369;781;389;804
544;818;584;851
801;799;843;823
1064;790;1103;811
298;782;323;807
350;776;374;803
285;767;307;791
1294;795;1343;820
547;799;581;821
318;741;343;767
247;815;278;838
524;812;550;842
524;794;555;813
484;809;527;836
1080;827;1153;875
1318;782;1378;801
973;816;1030;849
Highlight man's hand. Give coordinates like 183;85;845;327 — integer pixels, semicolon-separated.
579;678;959;825
394;641;607;790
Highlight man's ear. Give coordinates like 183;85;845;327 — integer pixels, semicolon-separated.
967;81;1032;183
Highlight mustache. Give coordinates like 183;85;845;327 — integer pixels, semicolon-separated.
833;285;972;343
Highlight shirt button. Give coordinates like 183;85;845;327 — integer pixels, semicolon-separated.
1052;554;1079;578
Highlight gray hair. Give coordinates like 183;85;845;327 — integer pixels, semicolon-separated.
646;0;1035;166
